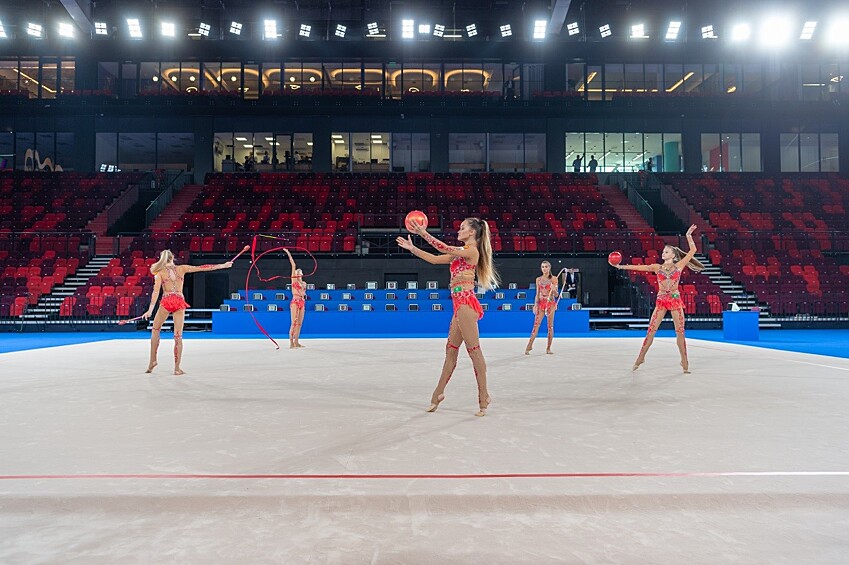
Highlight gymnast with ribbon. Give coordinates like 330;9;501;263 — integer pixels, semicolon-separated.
141;248;244;375
284;247;307;349
524;260;563;356
397;213;499;417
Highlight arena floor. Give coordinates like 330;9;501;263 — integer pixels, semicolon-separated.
1;335;848;563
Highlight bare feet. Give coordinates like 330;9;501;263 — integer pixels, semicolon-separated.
145;362;157;374
174;368;185;376
296;343;305;348
546;349;554;355
427;393;445;412
289;344;296;349
632;358;645;372
524;345;532;355
681;361;691;374
475;395;491;417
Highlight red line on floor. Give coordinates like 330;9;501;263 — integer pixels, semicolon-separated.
1;471;848;480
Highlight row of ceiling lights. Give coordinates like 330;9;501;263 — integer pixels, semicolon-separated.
1;16;847;45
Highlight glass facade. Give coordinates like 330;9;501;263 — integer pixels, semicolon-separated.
781;132;840;172
566;132;682;172
701;133;762;172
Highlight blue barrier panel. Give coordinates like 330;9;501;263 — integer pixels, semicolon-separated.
722;311;760;341
213;308;590;336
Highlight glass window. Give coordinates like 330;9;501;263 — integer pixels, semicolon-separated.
60;59;75;95
412;133;430;171
489;133;524;172
55;132;74;171
683;64;702;94
391;133;412;172
16;132;34;170
566;63;584;93
724;64;740;94
201;62;220;93
140;62;160;94
644;133;663;170
701;133;722;172
19;59;39;98
213;133;233;172
624;64;643;93
221;63;241;94
323;62;343;91
824;64;842;97
661;133;682;172
118;133;155;170
96;133;118;170
398;64;434;95
41;60;58;99
800;65;821;101
363;64;385;96
243;64;259;99
36;133;55;168
524;64;543;97
644;64;661;94
121;63;137;98
565;132;583;172
604;64;624;99
157;133;194;171
97;63;118;92
506;63;521;100
303;64;322;93
624;132;643;170
161;62;180;94
332;132;350;171
724;134;741;172
583;65;601;100
780;133;800;172
233;132;253;168
484;63;503;97
0;61;17;90
0;133;13;170
448;133;486;173
604;133;624;172
181;63;199;94
799;133;819;172
293;133;313;171
261;62;281;95
743;64;762;94
443;63;463;94
741;133;761;172
821;133;839;172
524;133;546;172
702;64;720;95
664;64;684;94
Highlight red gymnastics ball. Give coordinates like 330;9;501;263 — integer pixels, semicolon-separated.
405;210;428;232
608;251;623;266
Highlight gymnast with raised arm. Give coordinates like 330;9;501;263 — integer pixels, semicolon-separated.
610;225;703;373
143;250;232;375
284;248;307;349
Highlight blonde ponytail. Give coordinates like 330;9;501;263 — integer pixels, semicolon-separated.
467;217;500;291
150;249;174;275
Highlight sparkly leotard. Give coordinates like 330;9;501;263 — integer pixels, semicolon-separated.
291;279;306;309
450;256;483;320
160;266;190;313
656;266;684;310
536;277;557;311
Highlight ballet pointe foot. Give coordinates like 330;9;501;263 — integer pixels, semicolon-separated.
427;393;445;413
681;361;691;374
546;349;554;355
174;368;185;376
524;345;532;355
632;358;645;372
145;362;157;373
296;343;305;348
475;395;491;417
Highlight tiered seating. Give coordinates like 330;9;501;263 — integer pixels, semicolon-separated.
669;174;849;315
59;252;156;318
0;172;141;317
151;172;632;255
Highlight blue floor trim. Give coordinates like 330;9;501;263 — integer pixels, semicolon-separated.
3;330;849;359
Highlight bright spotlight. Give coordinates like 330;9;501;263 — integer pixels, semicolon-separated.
127;19;142;38
630;24;648;38
466;23;478;37
367;22;380;36
0;21;6;39
264;20;278;39
433;24;445;37
533;20;547;40
229;21;242;35
199;23;211;37
665;21;681;40
58;22;74;38
567;22;580;36
800;21;817;40
335;24;346;38
701;25;717;39
826;19;849;44
759;17;792;47
94;22;108;36
599;24;611;38
731;23;751;41
27;23;43;38
161;22;175;37
401;19;414;39
299;24;311;38
500;24;512;37
418;23;431;34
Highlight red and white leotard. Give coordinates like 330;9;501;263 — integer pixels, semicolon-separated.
656;266;684;310
450;256;483;320
536;276;557;311
159;265;191;313
291;278;306;309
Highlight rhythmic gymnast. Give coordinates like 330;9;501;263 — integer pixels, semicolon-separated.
284;248;307;349
525;260;560;355
397;217;500;416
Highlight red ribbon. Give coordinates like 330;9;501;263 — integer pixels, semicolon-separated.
243;234;319;348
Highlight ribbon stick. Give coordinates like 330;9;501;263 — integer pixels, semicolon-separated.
117;314;145;326
229;244;251;262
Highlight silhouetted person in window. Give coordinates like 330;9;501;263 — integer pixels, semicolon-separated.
572;155;583;173
645;157;654;172
588;155;598;173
